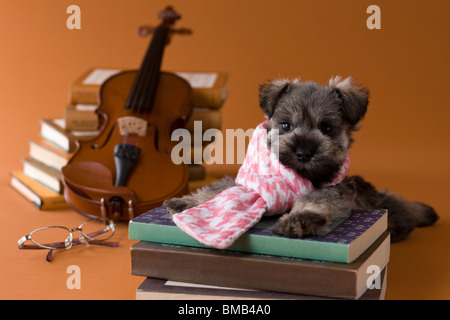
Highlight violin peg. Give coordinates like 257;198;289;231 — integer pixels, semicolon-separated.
172;27;193;35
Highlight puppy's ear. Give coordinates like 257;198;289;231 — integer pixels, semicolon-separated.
329;76;369;126
259;79;294;118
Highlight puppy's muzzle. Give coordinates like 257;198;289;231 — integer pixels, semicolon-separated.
295;147;315;162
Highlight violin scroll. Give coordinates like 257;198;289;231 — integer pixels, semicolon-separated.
138;6;192;38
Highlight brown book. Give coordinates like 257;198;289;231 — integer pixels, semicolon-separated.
174;72;228;108
41;118;99;147
185;108;222;132
70;68;121;104
64;105;222;134
21;158;63;194
70;68;228;108
39;118;77;153
9;171;68;210
28;138;73;171
64;104;99;131
136;269;387;300
187;164;206;181
131;232;390;300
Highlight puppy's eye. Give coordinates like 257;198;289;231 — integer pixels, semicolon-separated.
319;123;333;134
281;123;293;132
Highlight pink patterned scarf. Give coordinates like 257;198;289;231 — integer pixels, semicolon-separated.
172;122;350;249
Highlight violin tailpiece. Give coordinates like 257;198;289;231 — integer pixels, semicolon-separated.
114;144;141;186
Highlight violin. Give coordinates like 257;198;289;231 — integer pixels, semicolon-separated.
62;7;192;221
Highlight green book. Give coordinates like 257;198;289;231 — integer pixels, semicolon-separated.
128;206;387;263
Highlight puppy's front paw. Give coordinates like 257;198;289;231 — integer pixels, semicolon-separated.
163;197;197;217
273;211;328;238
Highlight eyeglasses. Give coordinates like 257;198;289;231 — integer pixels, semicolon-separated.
18;217;119;262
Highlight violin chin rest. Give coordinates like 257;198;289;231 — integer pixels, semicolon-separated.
62;161;136;199
62;161;114;188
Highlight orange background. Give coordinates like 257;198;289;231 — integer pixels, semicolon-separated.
0;0;449;300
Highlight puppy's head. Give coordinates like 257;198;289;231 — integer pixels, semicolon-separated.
260;76;369;187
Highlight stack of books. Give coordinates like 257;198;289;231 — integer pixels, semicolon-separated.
129;206;390;300
9;118;76;210
9;68;228;210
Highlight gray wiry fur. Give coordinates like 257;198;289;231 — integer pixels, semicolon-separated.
164;77;438;242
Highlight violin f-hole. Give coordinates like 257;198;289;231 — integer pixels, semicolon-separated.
91;123;117;150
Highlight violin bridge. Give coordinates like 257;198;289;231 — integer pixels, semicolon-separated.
117;116;148;137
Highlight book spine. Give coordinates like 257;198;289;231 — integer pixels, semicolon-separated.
65;106;222;133
21;158;63;194
131;241;358;299
191;89;225;108
40;197;70;210
70;84;99;104
10;171;68;210
136;277;338;300
70;84;225;108
65;106;99;131
187;164;206;181
10;179;42;209
185;109;222;132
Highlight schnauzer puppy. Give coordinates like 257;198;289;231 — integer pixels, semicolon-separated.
165;77;438;242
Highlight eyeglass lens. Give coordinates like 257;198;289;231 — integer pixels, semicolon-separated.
29;226;72;249
79;218;114;241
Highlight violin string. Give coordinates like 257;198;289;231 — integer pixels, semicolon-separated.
133;49;150;113
131;26;161;114
123;126;129;146
135;26;161;114
135;135;140;148
123;24;169;150
139;25;167;114
145;31;165;111
129;133;134;148
136;38;154;114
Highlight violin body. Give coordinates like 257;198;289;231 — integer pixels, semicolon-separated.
62;7;193;221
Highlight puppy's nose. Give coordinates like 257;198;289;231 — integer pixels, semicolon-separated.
295;147;314;162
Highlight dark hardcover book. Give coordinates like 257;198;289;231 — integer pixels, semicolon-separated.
131;232;390;300
129;206;388;263
136;268;387;300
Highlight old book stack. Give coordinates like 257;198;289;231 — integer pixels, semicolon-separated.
8;117;79;210
67;68;228;185
9;114;106;209
9;68;228;210
129;206;390;300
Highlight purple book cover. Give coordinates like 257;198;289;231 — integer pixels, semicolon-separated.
130;206;387;245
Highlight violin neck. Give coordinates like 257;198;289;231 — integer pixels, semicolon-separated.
124;24;169;112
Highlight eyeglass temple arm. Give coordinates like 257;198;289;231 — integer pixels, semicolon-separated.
43;240;120;262
19;239;120;249
18;228;119;250
46;250;53;262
